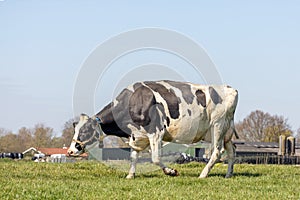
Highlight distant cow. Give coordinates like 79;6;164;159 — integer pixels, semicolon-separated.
68;80;238;178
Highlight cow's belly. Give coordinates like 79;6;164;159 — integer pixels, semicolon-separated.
164;113;210;144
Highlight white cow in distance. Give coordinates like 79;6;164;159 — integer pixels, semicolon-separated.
68;80;238;178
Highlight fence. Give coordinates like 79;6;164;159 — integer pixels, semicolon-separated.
235;155;300;165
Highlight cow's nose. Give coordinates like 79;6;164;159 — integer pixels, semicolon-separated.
68;150;74;155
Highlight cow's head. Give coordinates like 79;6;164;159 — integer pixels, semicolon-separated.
68;114;104;156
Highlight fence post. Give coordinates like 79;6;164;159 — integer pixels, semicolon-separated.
279;135;286;156
287;136;295;156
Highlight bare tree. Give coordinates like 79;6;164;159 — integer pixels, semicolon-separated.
295;128;300;142
0;128;10;137
236;110;270;142
263;115;292;142
49;118;78;148
17;127;33;150
32;123;53;148
60;117;79;147
0;128;33;152
236;110;292;142
0;133;17;152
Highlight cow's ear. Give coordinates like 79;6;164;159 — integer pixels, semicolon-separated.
92;120;99;128
73;122;78;128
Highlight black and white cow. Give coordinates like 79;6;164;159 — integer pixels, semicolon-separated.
68;80;238;178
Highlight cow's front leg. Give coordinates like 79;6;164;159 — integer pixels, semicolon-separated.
148;132;179;177
199;144;222;178
126;150;139;179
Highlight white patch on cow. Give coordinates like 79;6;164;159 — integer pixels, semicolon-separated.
68;114;89;155
163;82;209;143
127;124;149;151
126;150;139;179
126;84;135;92
113;99;119;107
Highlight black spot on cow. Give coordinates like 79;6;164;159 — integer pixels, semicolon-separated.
195;89;206;107
133;82;143;90
209;87;223;104
97;102;114;124
144;81;180;119
177;97;182;104
73;122;78;128
77;118;100;145
96;88;135;138
145;103;166;134
165;80;194;104
187;109;192;116
129;85;157;127
96;102;131;138
116;88;133;102
166;117;170;127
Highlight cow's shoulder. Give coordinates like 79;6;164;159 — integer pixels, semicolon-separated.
143;81;180;119
129;82;157;126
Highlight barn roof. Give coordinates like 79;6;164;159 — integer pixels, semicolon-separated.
37;147;69;156
233;141;300;154
22;147;39;155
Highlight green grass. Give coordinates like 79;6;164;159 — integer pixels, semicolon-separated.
0;159;299;200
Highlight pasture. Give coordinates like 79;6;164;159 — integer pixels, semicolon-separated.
0;159;299;200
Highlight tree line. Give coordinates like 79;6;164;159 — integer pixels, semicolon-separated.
0;118;76;153
0;110;299;152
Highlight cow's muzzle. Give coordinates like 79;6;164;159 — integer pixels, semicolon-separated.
67;148;82;157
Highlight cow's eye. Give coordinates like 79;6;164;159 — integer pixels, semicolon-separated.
75;143;82;151
79;134;85;142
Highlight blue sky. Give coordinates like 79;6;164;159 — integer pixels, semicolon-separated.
0;1;299;135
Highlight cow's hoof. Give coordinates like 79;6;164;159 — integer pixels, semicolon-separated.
225;174;233;178
198;174;207;179
126;173;135;179
163;168;179;176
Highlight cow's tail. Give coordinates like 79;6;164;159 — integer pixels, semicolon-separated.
230;118;239;139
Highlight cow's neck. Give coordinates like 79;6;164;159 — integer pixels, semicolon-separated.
95;104;131;138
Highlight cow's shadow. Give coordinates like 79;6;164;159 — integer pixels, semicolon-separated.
208;172;262;178
131;172;261;179
138;174;164;178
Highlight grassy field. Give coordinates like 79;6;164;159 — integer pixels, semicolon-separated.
0;159;299;200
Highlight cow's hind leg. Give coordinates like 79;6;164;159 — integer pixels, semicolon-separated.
199;123;224;178
224;141;235;178
126;150;139;179
148;132;179;177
